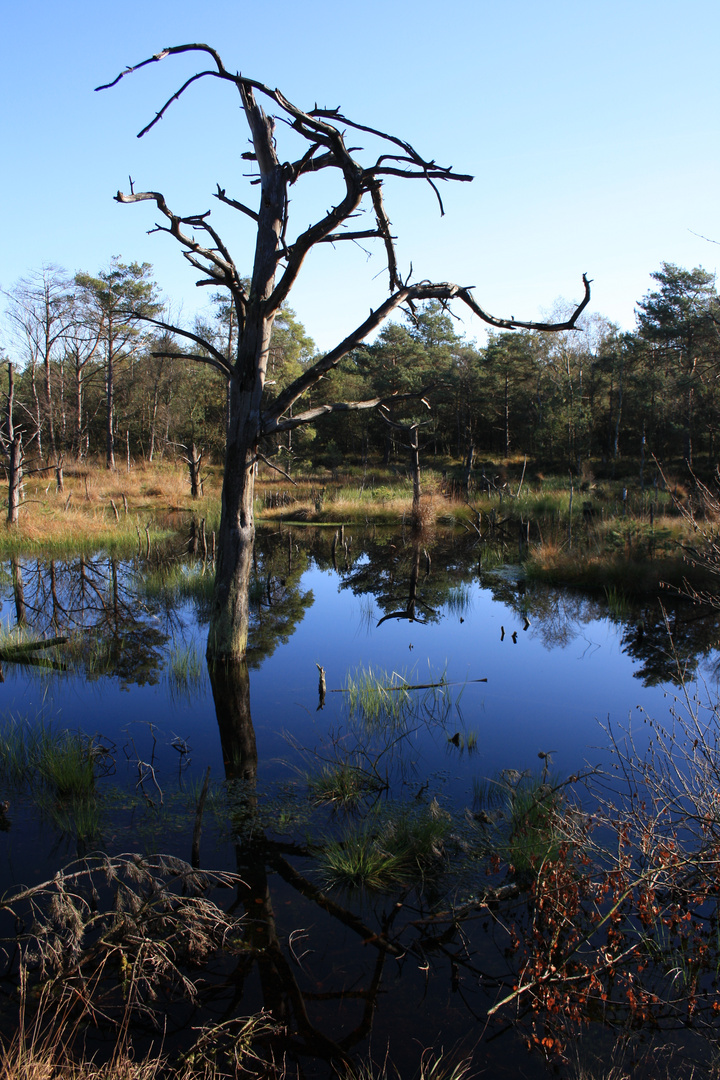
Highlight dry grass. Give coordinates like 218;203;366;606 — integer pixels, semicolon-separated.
0;1012;279;1080
1;460;222;552
255;473;443;527
524;512;700;593
0;853;281;1079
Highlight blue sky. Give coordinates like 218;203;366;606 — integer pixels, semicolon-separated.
1;0;718;351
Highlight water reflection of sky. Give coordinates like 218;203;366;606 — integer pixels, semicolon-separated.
249;566;713;798
1;549;718;1079
0;558;716;813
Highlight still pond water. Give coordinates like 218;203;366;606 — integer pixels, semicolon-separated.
0;526;718;1076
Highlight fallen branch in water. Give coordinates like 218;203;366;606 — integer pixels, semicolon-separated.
332;677;487;693
0;635;67;659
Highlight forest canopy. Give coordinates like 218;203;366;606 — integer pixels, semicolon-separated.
1;259;718;473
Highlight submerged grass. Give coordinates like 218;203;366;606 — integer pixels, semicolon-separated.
0;718;100;840
343;666;414;731
472;769;566;882
34;728;96;802
167;642;206;698
319;823;411;891
318;801;452;892
307;759;385;808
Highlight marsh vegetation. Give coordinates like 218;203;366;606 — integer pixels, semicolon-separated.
0;475;720;1076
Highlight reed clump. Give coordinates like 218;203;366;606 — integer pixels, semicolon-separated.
167;642;207;699
0;719;101;839
318;801;452;892
307;759;386;808
343;666;414;731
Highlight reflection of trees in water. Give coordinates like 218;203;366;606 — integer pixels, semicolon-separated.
0;555;169;686
207;659;399;1072
5;526;720;693
480;566;720;685
619;599;720;686
337;531;479;625
252;525;720;685
0;529;313;688
246;529;314;668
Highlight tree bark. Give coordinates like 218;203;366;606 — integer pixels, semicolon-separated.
207;391;260;660
106;322;115;469
187;443;203;497
410;425;421;527
8;432;23;525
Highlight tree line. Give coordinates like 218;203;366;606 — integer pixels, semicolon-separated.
1;259;718;477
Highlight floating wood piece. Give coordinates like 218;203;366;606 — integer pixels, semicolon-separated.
0;635;68;658
0;636;68;672
332;677;487;693
316;663;326;710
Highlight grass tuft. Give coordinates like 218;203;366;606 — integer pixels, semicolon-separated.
167;642;206;699
307;759;385;808
318;801;452;892
343;666;413;731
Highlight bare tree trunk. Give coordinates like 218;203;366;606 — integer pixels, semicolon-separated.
8;433;23;525
410;425;421;527
106;347;115;469
44;348;56;462
207;394;258;661
59;355;67;451
464;439;475;501
7;362;14;444
149;383;160;462
30;362;42;462
613;362;623;460
685;386;694;469
187;443;203;497
74;364;83;459
6;364;22;525
225;308;234;448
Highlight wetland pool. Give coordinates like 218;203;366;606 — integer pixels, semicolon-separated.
0;525;718;1078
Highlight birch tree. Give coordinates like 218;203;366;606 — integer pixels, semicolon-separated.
5;265;74;462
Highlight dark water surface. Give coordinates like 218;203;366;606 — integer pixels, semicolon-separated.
0;527;718;1076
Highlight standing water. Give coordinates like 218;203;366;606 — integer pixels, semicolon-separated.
0;526;718;1078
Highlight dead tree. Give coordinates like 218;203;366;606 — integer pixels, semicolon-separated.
378;405;431;528
7;432;23;526
1;363;24;525
185;442;203;498
99;45;590;662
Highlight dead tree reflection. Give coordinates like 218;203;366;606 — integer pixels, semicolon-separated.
206;659;413;1071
